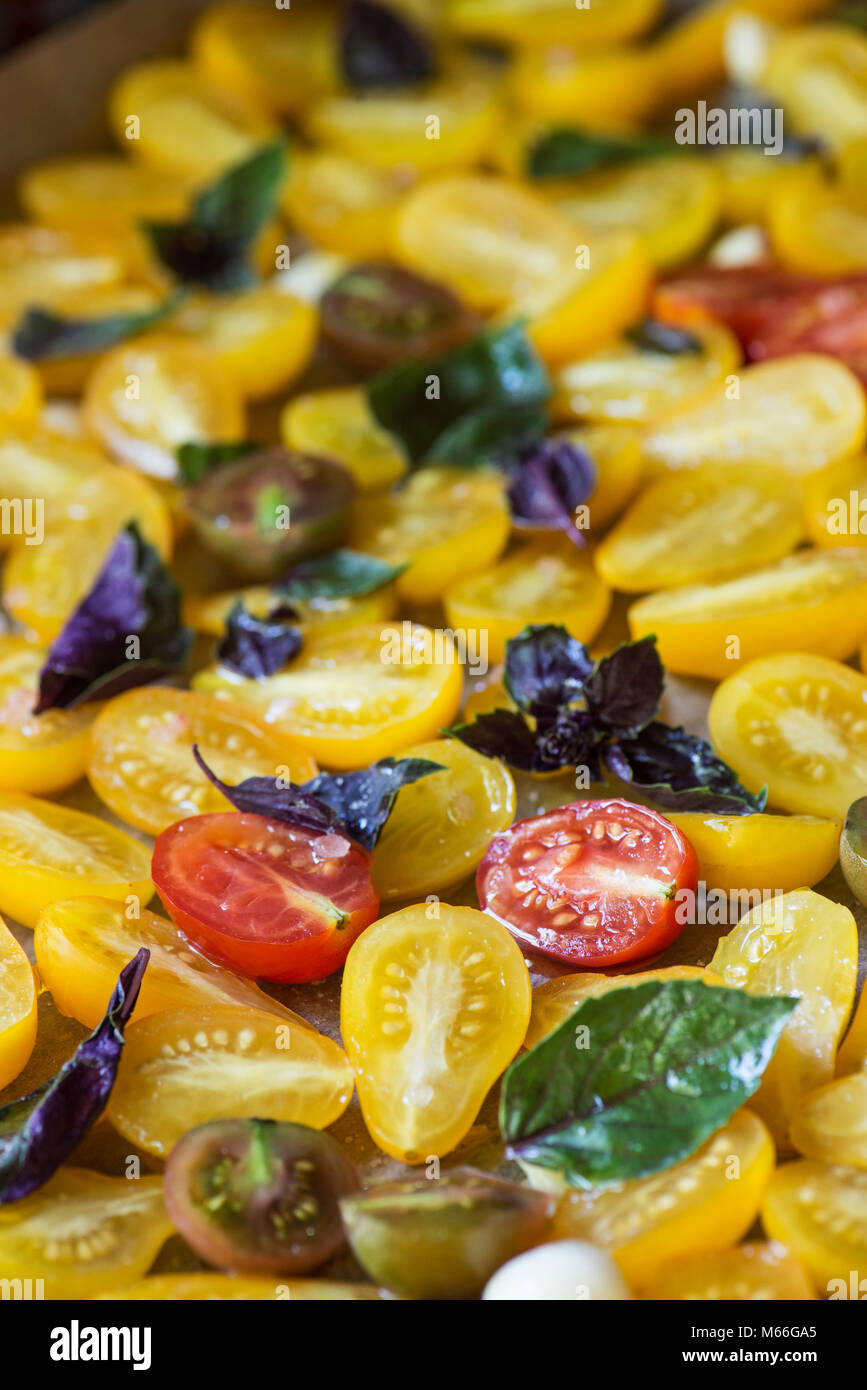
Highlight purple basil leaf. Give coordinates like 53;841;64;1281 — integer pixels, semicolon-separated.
340;1;435;90
583;635;665;738
193;747;443;851
445;709;556;772
503;624;594;717
34;522;192;713
507;438;595;545
0;950;149;1203
193;745;342;835
217;600;303;678
605;721;768;814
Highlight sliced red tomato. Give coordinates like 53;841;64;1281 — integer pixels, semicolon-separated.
476;799;698;969
151;813;379;983
655;267;867;383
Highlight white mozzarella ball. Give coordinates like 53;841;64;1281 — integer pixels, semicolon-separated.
482;1240;632;1301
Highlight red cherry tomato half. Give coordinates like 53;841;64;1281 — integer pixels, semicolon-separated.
656;267;867;384
476;799;698;969
151;813;379;983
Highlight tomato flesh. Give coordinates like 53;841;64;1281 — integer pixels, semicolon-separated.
152;812;379;982
476;799;698;968
657;267;867;384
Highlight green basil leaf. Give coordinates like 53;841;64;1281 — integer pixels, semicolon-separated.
275;549;405;601
367;321;550;463
176;440;258;486
12;292;184;362
428;401;548;468
527;126;673;180
143;140;287;292
500;979;796;1185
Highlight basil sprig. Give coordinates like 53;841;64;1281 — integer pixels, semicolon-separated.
143;140;287;292
500;979;796;1186
367;321;550;466
447;624;766;813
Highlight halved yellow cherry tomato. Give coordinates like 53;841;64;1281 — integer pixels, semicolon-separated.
0;1170;172;1299
595;463;802;592
34;896;313;1032
307;81;499;178
509;44;660;125
283;151;414;259
769;177;867;274
665;811;841;895
444;536;611;663
108;60;276;179
643;355;867;479
761;23;867;156
526;966;723;1050
644;1241;815;1300
552;320;740;425
82;335;245;481
715;148;822;226
710;889;857;1152
761;1158;867;1292
371;737;516;902
628;548;867;678
803;454;867;550
23;283;165;396
0;223;124;325
87;687;317;836
0;913;36;1091
0;635;97;794
444;0;661;46
551;1109;774;1287
169;287;317;401
341;903;530;1162
183;582;398;639
0;789;153;928
838;981;867;1077
517;229;650;367
195;623;464;770
562;423;644;529
107;1004;353;1157
191;1;336;115
0;432;105;537
18;154;194;232
790;1074;867;1168
645;0;832;104
3;465;172;642
106;1274;382;1300
391;174;577;313
350;466;510;603
708;651;867;819
554;157;722;271
281;386;408;490
0;356;41;431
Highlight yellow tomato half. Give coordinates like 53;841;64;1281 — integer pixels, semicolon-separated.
552;1109;774;1288
711;889;857;1152
628;548;867;678
595;463;802;592
444;536;611;663
643;355;867;479
195;624;464;770
0;913;36;1091
341;903;531;1162
0;789;153;928
665;811;841;895
708;651;867;819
